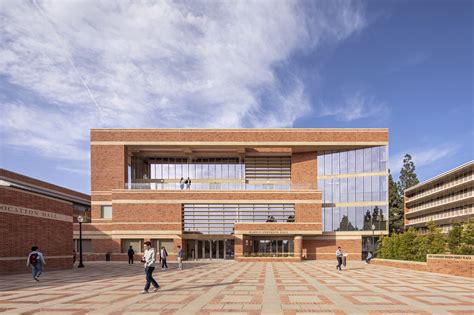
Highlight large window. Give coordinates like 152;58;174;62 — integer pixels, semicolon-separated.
74;239;92;252
100;206;112;219
250;239;294;257
151;239;174;254
122;239;143;253
322;205;388;231
317;146;387;176
184;204;295;235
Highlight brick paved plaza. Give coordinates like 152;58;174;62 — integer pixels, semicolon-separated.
0;261;472;315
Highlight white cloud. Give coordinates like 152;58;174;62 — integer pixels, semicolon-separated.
318;91;389;122
390;142;461;175
0;0;367;164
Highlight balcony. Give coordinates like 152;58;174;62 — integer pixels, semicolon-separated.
125;180;315;191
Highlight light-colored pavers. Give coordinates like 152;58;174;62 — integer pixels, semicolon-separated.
0;260;472;314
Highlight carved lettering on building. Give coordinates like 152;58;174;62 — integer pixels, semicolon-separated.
0;204;73;223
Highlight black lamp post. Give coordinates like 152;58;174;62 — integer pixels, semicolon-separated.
77;215;84;268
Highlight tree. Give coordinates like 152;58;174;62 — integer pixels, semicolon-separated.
459;217;474;254
388;170;403;234
424;221;446;255
447;221;463;254
398;154;419;194
266;216;276;223
286;215;295;223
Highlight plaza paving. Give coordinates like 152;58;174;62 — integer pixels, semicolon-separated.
0;261;472;315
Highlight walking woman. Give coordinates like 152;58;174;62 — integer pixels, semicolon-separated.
141;241;160;294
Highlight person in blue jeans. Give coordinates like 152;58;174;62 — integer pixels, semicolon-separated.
141;241;160;294
27;246;46;281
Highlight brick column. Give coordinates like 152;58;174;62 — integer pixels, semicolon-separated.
294;235;303;261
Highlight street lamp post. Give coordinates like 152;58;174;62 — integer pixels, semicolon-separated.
371;224;376;256
77;215;84;268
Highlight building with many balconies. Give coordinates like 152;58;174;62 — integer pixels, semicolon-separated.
404;160;474;233
79;128;389;261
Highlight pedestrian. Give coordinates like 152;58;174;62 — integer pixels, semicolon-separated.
128;245;135;264
185;177;191;190
140;241;160;294
336;246;343;271
73;249;76;265
160;246;168;270
177;245;183;270
27;246;46;282
365;251;373;264
179;177;184;190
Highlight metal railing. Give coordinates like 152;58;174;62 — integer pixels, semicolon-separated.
125;182;316;191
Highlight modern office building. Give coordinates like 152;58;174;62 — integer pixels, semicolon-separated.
81;128;388;261
404;160;474;233
0;169;90;274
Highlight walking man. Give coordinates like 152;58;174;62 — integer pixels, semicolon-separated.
336;246;343;271
128;245;135;264
365;251;373;264
141;241;159;294
177;245;183;270
160;246;168;270
185;177;191;190
27;246;45;281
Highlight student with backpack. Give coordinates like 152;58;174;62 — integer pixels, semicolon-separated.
27;246;46;281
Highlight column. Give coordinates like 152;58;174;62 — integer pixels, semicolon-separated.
294;235;303;261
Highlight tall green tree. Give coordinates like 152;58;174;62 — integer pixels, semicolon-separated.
398;154;420;194
388;170;403;234
447;221;463;254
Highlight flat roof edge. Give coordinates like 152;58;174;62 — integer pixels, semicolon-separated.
405;160;474;194
90;128;389;132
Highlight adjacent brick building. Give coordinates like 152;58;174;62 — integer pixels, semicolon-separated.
81;128;389;262
0;169;90;274
404;160;474;233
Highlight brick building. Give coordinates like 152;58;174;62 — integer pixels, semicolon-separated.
81;128;389;262
404;160;474;233
0;169;90;274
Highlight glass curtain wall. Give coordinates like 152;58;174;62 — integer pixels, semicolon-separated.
318;146;388;231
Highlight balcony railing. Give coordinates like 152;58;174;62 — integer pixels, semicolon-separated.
125;181;316;191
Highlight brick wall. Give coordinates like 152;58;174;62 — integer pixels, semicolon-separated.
291;152;317;190
0;187;74;274
302;238;362;260
91;145;127;192
371;255;474;278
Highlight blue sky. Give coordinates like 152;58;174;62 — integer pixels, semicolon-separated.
0;0;472;194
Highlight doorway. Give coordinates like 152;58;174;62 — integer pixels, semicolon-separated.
185;239;234;260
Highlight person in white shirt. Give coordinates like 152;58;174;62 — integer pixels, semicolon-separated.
141;241;160;294
27;246;46;281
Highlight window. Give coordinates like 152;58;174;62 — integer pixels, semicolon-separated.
152;239;174;254
122;239;143;253
74;239;92;252
101;206;112;219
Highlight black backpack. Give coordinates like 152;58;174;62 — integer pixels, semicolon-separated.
29;253;39;265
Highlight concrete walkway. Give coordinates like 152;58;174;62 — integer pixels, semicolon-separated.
0;261;472;314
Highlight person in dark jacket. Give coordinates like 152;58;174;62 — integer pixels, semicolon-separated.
128;245;135;264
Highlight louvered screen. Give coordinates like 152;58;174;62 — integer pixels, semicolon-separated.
245;156;291;180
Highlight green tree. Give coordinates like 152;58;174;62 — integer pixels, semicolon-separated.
398;154;420;194
459;217;474;254
398;228;418;260
447;221;463;254
424;221;446;255
388;170;403;234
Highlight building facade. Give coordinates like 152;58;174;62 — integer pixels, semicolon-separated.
404;161;474;233
81;128;389;261
0;169;90;274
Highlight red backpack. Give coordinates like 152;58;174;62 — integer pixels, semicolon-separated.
29;253;39;265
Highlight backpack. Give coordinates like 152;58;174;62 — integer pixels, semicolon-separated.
29;253;39;265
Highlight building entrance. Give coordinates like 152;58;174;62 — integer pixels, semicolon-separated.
185;239;234;260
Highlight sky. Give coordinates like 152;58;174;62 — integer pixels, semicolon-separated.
0;0;472;194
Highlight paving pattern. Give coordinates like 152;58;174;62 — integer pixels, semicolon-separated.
0;261;472;314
